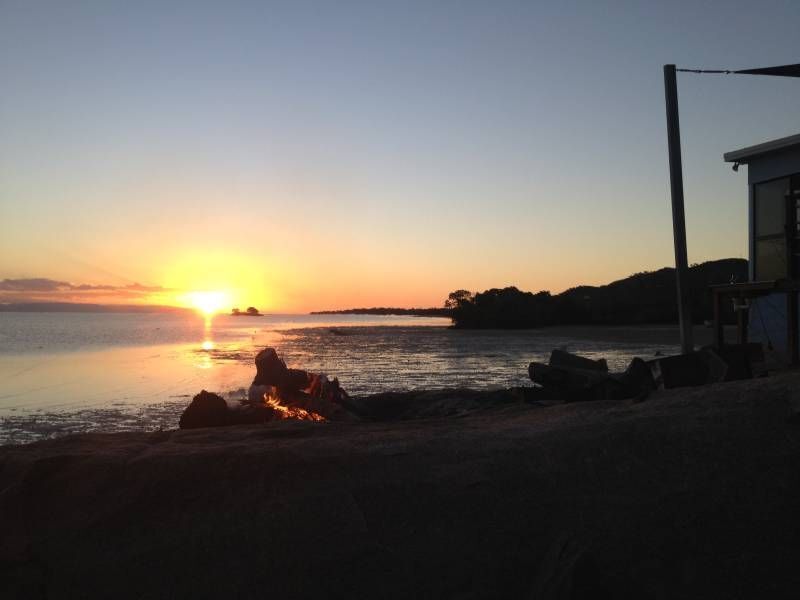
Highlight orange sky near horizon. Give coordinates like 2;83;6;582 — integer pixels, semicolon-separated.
0;234;726;314
6;2;790;313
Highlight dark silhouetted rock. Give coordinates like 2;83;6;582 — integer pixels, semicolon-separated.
180;390;283;428
530;352;657;402
179;390;229;429
253;348;289;387
227;401;277;425
619;357;655;402
549;349;608;372
648;348;728;390
529;362;614;401
252;349;312;393
283;368;311;392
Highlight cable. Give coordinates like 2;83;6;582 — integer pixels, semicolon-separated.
676;68;732;74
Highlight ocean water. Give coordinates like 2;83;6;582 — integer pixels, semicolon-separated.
0;312;682;444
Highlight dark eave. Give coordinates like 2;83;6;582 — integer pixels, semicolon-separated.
724;133;800;163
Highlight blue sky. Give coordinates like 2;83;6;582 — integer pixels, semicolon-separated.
1;1;798;309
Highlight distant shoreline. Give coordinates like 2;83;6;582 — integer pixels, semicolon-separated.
311;307;451;317
0;302;192;314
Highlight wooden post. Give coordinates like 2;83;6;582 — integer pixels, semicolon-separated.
736;294;748;345
712;288;723;349
788;291;798;365
664;64;694;354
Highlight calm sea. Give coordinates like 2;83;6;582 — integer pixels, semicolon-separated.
0;312;681;444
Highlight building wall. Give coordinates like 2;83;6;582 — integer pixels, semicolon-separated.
746;145;800;364
749;295;789;361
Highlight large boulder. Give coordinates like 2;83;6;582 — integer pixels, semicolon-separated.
529;351;654;402
179;390;280;429
252;348;289;387
549;349;608;372
179;390;229;429
252;348;312;393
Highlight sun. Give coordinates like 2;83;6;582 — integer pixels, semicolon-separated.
187;290;230;316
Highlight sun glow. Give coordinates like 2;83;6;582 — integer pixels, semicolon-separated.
187;290;231;316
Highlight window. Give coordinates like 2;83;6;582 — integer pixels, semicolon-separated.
754;177;790;280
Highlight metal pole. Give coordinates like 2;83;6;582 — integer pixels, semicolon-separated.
663;64;694;354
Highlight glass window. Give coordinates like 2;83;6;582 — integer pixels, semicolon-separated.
755;178;789;237
754;177;790;280
755;238;787;280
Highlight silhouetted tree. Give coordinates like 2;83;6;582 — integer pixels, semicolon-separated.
445;290;473;310
246;306;259;315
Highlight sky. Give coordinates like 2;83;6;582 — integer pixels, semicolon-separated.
1;0;799;312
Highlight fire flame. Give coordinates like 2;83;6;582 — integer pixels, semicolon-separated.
263;393;326;422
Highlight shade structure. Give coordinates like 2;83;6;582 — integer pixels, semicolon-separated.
735;63;800;78
677;64;800;78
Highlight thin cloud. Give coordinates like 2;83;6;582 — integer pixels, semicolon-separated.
0;278;173;304
0;278;70;292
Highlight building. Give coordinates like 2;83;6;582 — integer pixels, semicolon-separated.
718;134;800;365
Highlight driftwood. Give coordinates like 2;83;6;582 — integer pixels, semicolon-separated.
648;344;764;389
529;351;653;402
531;344;764;403
549;348;608;372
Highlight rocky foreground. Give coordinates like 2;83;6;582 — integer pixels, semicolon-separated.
2;373;800;599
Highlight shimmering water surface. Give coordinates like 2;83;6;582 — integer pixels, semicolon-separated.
0;312;682;444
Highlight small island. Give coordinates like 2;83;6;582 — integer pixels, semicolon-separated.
231;306;262;317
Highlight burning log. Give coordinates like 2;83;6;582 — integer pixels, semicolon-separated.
247;347;355;421
179;348;357;429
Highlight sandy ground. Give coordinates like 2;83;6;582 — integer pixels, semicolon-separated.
2;372;800;599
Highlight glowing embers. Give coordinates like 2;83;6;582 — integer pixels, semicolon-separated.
262;389;326;422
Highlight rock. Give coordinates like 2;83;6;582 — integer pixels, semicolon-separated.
619;357;655;402
227;401;277;425
283;368;312;392
252;348;314;393
529;362;624;401
549;349;608;372
529;353;655;403
179;390;229;429
252;348;289;387
248;384;271;403
647;348;729;390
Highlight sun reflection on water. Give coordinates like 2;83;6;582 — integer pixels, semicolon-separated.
195;315;215;368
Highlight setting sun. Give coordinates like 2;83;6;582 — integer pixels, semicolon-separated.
187;290;231;316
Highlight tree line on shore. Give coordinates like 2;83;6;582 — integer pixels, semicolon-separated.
311;307;451;317
446;258;747;328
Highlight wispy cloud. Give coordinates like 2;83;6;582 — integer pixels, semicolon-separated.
0;278;172;304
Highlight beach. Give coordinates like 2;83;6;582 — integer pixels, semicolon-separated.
2;371;798;598
0;312;730;444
